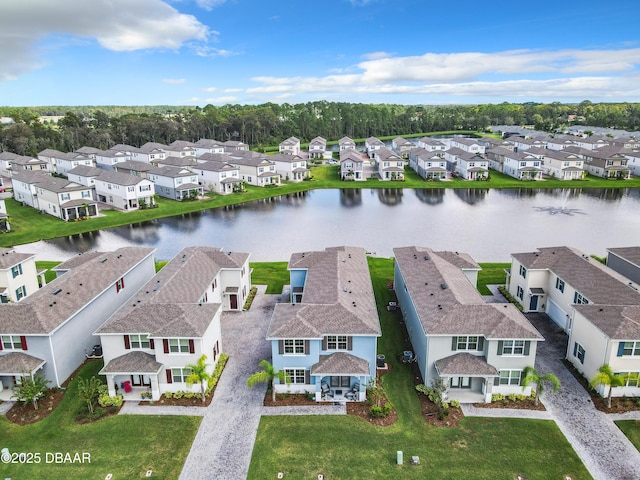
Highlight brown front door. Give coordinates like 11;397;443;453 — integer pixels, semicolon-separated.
230;294;238;309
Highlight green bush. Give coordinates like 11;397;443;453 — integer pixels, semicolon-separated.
507;393;517;402
449;399;461;408
98;393;123;408
206;353;229;395
369;402;392;418
164;392;172;399
491;393;505;402
173;391;184;399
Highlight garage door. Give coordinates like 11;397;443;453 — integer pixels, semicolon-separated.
546;298;567;329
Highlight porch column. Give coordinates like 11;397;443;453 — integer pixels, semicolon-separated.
105;374;117;397
150;375;161;400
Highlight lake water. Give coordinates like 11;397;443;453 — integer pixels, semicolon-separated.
14;188;640;263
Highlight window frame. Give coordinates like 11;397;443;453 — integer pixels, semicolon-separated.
516;285;524;300
502;340;525;356
284;368;306;384
170;367;192;383
169;338;190;354
499;370;522;386
621;341;640;357
326;335;348;350
573;342;586;364
456;336;479;351
519;265;527;278
129;334;150;349
283;339;305;355
555;277;565;293
1;335;22;350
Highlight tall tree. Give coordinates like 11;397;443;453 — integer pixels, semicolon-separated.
522;366;560;407
185;354;213;403
247;359;288;403
590;364;627;409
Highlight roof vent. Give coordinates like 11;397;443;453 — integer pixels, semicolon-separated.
53;288;62;295
100;258;107;263
440;283;448;290
424;255;430;260
599;308;604;311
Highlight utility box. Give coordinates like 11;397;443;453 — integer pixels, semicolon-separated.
397;450;403;465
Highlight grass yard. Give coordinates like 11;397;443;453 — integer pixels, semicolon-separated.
35;260;61;284
250;262;290;294
477;262;511;295
247;257;591;480
0;361;201;480
616;420;640;451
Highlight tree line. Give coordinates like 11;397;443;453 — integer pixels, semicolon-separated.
1;100;639;157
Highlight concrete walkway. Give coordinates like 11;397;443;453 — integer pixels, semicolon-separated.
119;401;207;416
526;313;640;480
460;403;551;420
262;404;346;416
0;401;14;415
179;286;273;480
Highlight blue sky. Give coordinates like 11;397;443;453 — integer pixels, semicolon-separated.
1;0;639;106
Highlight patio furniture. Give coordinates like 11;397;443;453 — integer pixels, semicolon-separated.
344;383;360;401
321;382;333;400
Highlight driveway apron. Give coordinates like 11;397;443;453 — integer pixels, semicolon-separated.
528;313;640;480
179;287;273;480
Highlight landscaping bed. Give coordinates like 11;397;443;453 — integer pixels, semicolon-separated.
263;391;318;407
149;392;214;407
346;366;397;427
6;388;66;426
473;395;546;411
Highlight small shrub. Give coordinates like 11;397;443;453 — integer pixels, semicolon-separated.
491;393;504;402
516;394;528;401
382;402;392;416
507;393;517;402
370;405;383;417
305;391;315;401
98;393;123;408
173;391;184;399
415;384;429;396
449;399;461;408
165;392;172;399
206;353;229;395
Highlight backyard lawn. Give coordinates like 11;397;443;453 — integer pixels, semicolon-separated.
0;361;201;480
250;262;289;294
477;262;510;295
616;420;640;452
247;257;592;480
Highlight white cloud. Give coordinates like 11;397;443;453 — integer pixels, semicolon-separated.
223;88;243;93
206;96;239;104
201;87;219;92
361;51;393;61
195;0;228;10
163;78;187;84
0;0;208;80
193;46;241;57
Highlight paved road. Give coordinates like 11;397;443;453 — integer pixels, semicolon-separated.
527;313;640;480
179;286;274;480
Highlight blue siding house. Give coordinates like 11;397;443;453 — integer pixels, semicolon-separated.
266;246;381;402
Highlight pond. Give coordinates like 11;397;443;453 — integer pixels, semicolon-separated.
15;188;640;262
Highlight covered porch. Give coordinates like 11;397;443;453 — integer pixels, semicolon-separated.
61;199;98;221
518;167;543;180
468;167;489;180
176;184;204;200
560;166;584;180
220;177;241;194
311;352;370;402
435;352;498;403
0;352;46;401
290;167;310;182
100;351;163;401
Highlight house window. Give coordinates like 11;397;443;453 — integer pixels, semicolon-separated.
284;368;307;384
619;341;640;357
15;285;26;300
128;187;135;192
516;286;524;300
82;191;91;198
519;265;527;278
456;336;479;350
140;185;151;192
284;339;305;354
617;372;640;387
170;367;192;383
329;376;350;388
499;370;522;386
60;193;71;201
212;278;217;292
115;277;125;293
11;264;23;278
450;376;471;388
1;335;22;350
129;334;150;349
520;162;526;167
502;340;525;355
573;342;585;364
169;338;190;353
555;277;565;293
469;162;475;167
573;292;589;305
326;335;348;350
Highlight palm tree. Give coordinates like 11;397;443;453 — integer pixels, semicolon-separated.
522;366;560;407
185;354;213;403
590;364;626;409
247;359;287;403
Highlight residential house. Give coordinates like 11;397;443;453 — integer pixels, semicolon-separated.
571;146;632;179
0;151;18;177
308;136;327;159
75;146;101;159
610;137;640;150
228;153;280;187
526;147;584;180
606;247;640;285
222;140;249;152
417;137;447;152
486;146;512;173
96;246;250;400
279;137;301;155
130;143;167;163
10;155;49;173
147;166;203;200
365;137;385;158
193;139;226;157
191;160;241;194
338;136;356;151
546;136;577;151
0;194;10;231
409;148;447;180
12;171;98;220
0;247;156;398
450;138;485;155
266;246;381;402
454;152;489;180
509;137;547;152
53;152;95;177
340;150;365;181
392;137;414;158
0;248;42;303
270;154;310;182
95;149;132;171
478;137;516;151
374;148;404;180
151;155;198;170
572;135;610;151
506;246;640;330
113;160;156;179
394;246;543;403
623;150;640;176
94;171;156;211
167;140;197;158
37;149;65;174
502;150;543;180
67;165;104;192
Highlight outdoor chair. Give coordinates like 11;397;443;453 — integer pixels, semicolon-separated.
321;382;333;400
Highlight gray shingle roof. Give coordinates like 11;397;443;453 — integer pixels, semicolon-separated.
311;352;370;376
192;160;237;172
339;137;355;145
0;247;155;335
0;248;34;269
267;247;381;339
0;352;46;375
513;247;640;306
394;246;542;339
95;170;148;186
100;351;163;374
67;165;104;177
573;304;640;340
608;247;640;268
435;353;498;376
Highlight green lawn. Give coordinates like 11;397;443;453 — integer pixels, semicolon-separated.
477;262;511;295
2;165;640;249
247;257;592;480
35;261;61;284
0;361;201;480
616;420;640;451
250;262;289;294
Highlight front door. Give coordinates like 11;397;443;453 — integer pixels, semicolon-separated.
131;375;150;387
230;294;238;310
450;376;471;388
529;295;538;311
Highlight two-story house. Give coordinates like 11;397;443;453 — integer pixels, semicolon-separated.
374;148;405;180
308;136;327;159
526;147;584;180
266;247;381;402
147;166;203;200
130;143;167;163
450;138;486;155
394;246;543;403
338;136;356;151
191;159;241;194
228;153;280;187
55;152;95;177
365;137;385;158
193;138;226;157
279;137;301;155
340;150;365;181
502;151;543;180
95;149;132;171
270;154;310;182
417;137;447;152
222;140;249;152
67;165;104;193
391;137;414;158
455;152;489;180
568;146;632;179
607;247;640;285
97;246;250;400
94;170;156;211
0;248;42;303
10;155;49;173
0;247;156;398
409;147;447;180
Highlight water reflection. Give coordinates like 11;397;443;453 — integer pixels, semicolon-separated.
496;188;540;199
340;189;362;207
533;206;586;216
454;188;489;205
414;189;444;205
110;221;162;244
581;188;624;202
377;188;403;206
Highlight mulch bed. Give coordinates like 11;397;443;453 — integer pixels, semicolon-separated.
148;393;214;407
409;361;465;427
263;391;318;407
473;397;546;411
346;365;398;427
563;359;640;413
